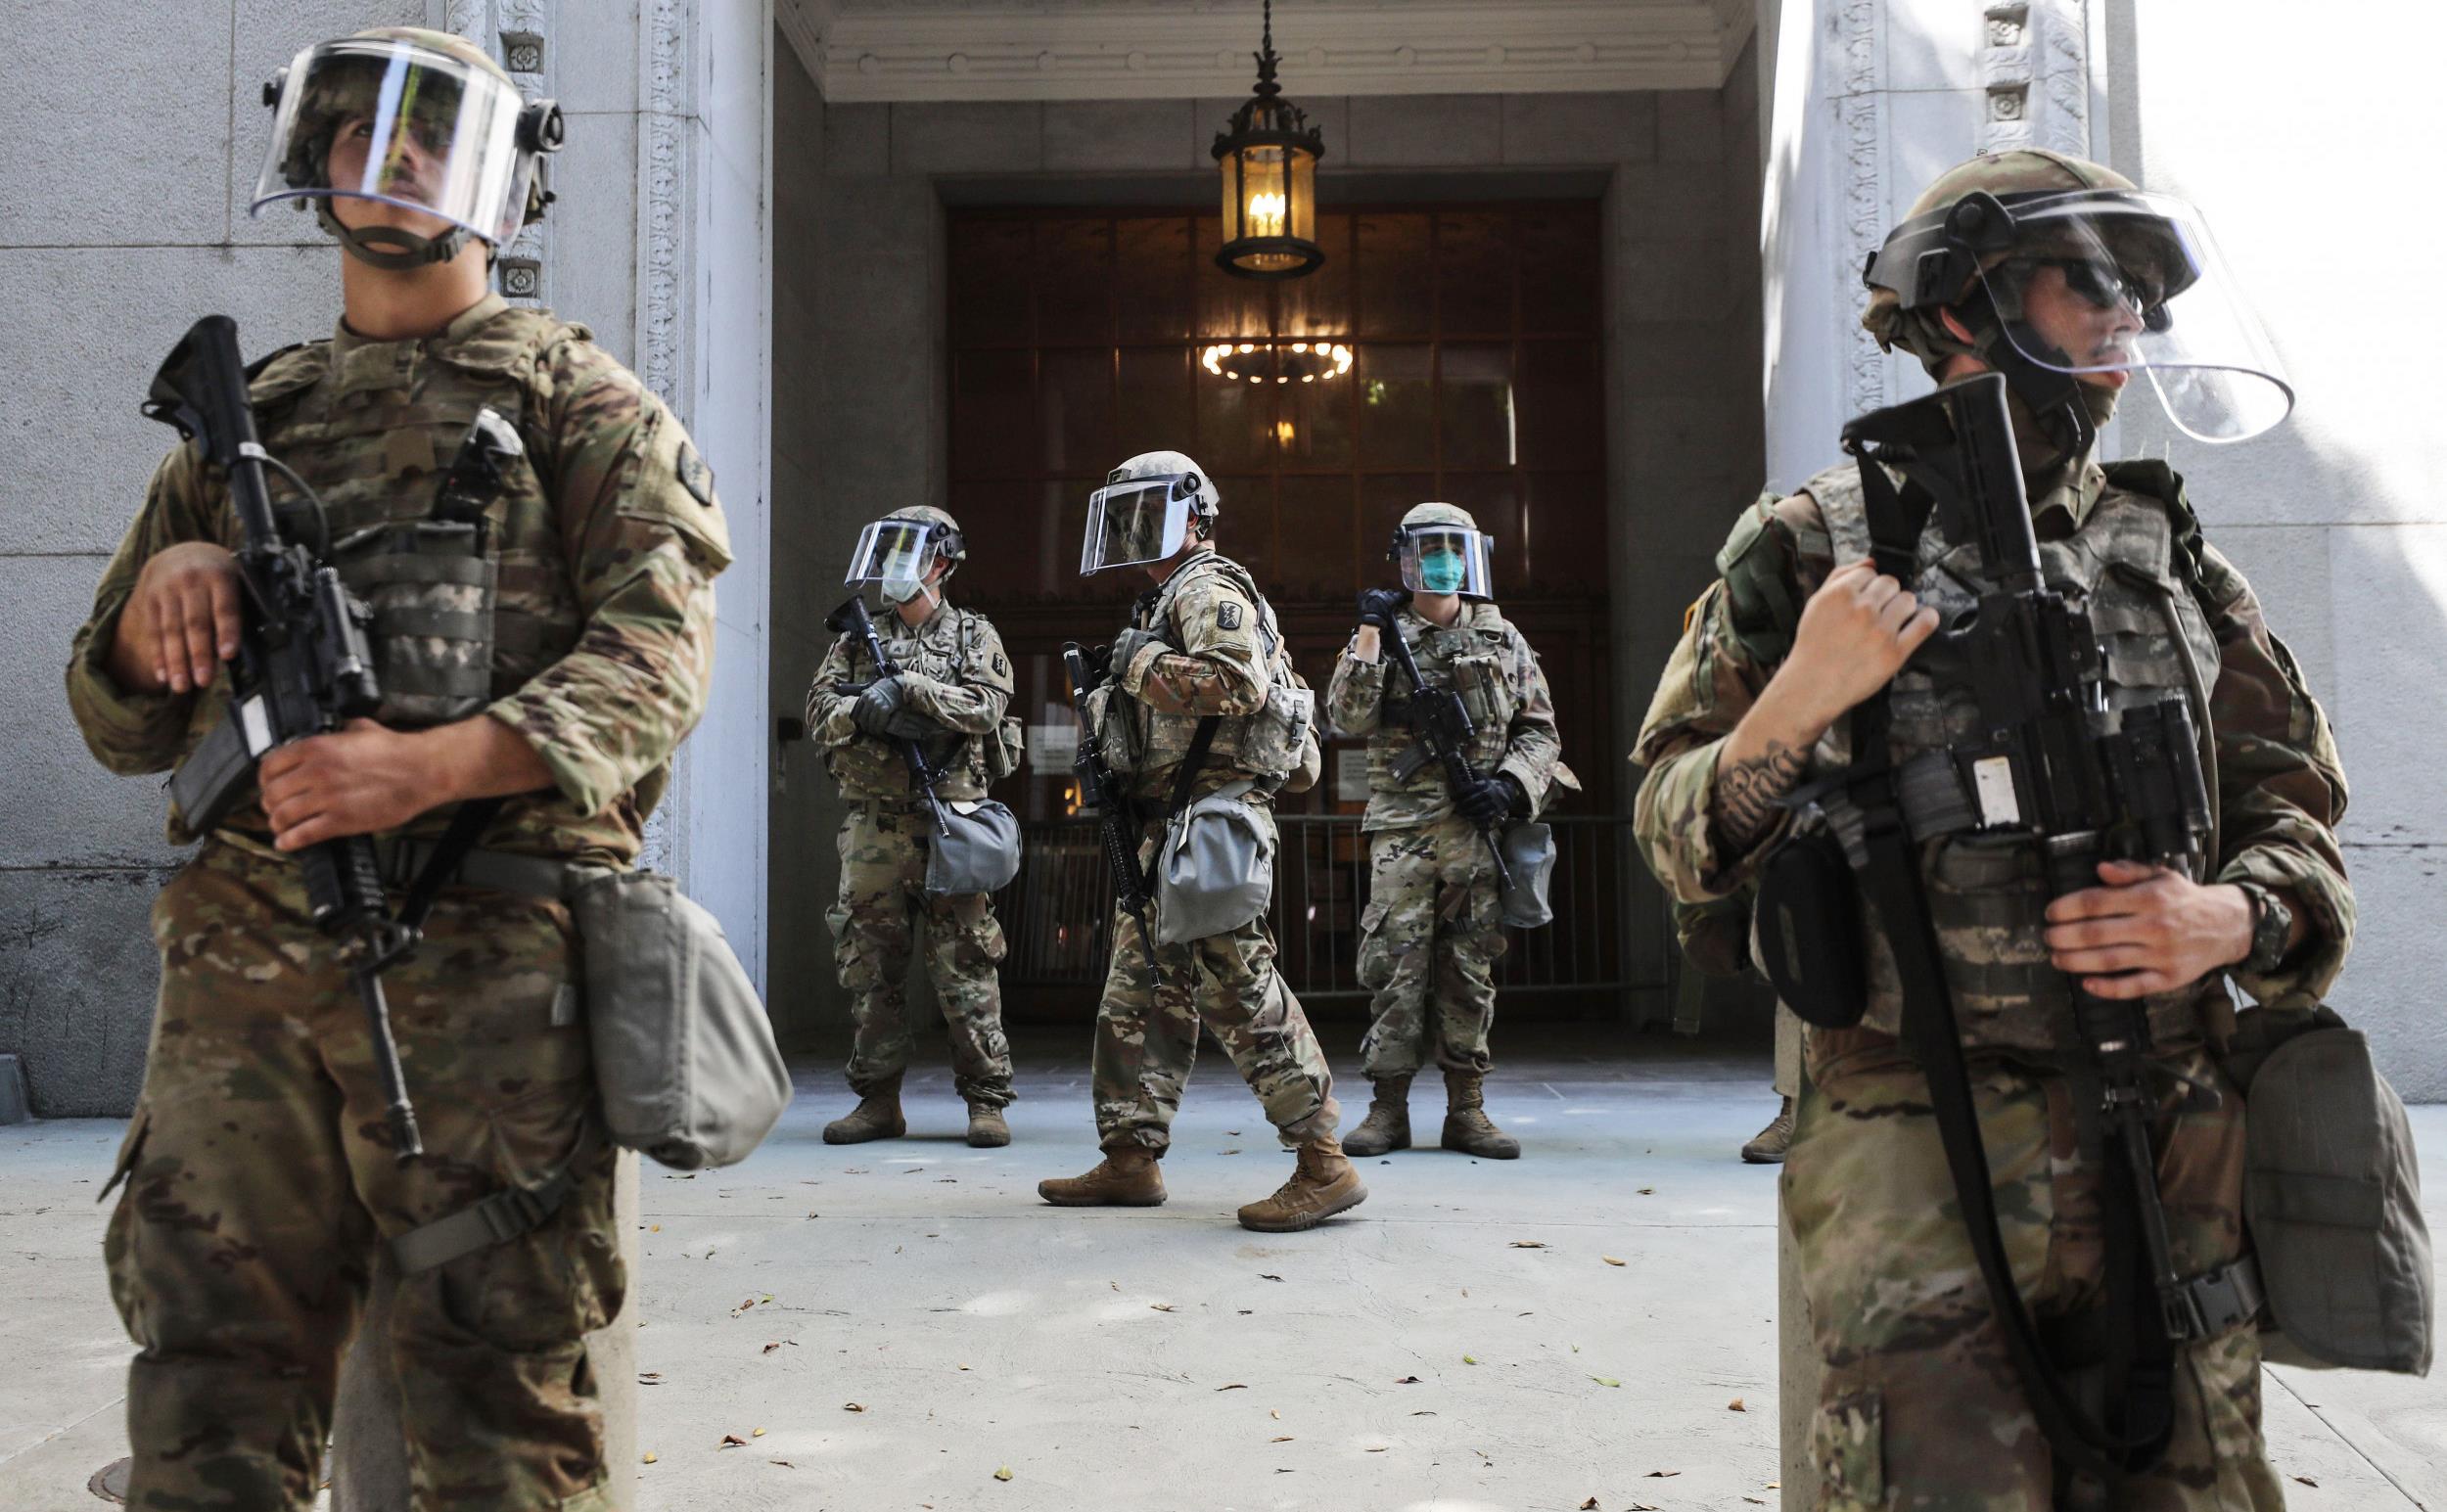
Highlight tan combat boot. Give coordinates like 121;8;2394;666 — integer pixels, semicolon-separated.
966;1101;1011;1149
1341;1075;1412;1157
1037;1145;1167;1206
1440;1068;1520;1160
1236;1135;1368;1232
1741;1096;1796;1165
822;1076;906;1144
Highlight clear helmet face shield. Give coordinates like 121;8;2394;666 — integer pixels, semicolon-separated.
1081;476;1198;574
845;519;946;587
252;38;535;247
1966;191;2293;442
1394;525;1494;598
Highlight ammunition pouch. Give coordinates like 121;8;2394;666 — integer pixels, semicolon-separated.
333;518;498;727
982;714;1025;783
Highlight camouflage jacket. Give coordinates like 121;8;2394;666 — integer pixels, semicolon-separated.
65;294;730;867
1323;600;1574;832
804;599;1014;802
1633;457;2353;1037
1096;548;1311;805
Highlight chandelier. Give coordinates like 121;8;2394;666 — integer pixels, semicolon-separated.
1211;0;1326;279
1200;339;1355;385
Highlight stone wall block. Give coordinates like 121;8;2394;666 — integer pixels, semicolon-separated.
1044;100;1198;172
549;110;641;351
823;103;892;175
889;102;1043;176
1609;160;1728;243
0;245;341;557
2327;522;2447;847
1654;89;1724;162
0;559;190;870
1500;92;1657;165
1344;94;1501;167
0;867;163;1118
0;0;230;250
550;0;643;115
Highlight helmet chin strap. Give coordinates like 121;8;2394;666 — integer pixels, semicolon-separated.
316;203;475;270
1958;286;2097;462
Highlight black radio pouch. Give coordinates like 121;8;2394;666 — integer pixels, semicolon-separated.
1754;814;1868;1029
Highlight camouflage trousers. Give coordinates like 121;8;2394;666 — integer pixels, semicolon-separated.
1783;1041;2281;1511
826;803;1014;1106
1090;811;1339;1153
106;838;620;1512
1356;816;1507;1079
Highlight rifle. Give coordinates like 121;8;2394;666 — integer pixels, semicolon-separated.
144;314;464;1163
1062;644;1159;988
824;593;952;836
1834;371;2229;1477
1378;615;1514;893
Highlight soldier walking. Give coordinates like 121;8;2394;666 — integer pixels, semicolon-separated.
1038;452;1364;1232
68;29;728;1508
806;507;1020;1147
1323;503;1574;1160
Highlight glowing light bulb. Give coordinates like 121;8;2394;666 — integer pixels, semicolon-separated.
1247;191;1287;237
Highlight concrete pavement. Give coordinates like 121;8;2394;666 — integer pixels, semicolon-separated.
4;1036;2440;1510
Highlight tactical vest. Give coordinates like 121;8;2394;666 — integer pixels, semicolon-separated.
1095;552;1316;790
1368;605;1522;792
1802;460;2226;1057
247;307;588;729
824;604;1011;802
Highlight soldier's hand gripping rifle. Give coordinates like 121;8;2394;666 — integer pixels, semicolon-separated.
1063;644;1159;989
142;315;526;1164
1834;370;2226;1476
1376;612;1514;893
825;593;952;837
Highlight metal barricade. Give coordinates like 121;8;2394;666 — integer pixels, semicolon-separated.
997;812;1635;1011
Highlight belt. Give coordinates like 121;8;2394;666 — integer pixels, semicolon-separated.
374;837;577;901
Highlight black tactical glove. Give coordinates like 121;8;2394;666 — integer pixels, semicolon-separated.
1108;626;1165;675
883;706;943;743
1455;772;1525;825
1357;587;1408;630
852;675;906;737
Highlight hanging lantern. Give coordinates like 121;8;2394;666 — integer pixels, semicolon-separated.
1212;0;1325;280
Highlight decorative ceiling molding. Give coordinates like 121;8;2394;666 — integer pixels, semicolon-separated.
779;0;1754;102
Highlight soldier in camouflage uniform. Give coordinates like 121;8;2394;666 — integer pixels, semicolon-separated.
1634;151;2350;1508
1323;502;1576;1161
805;506;1019;1147
65;29;728;1509
1038;451;1365;1233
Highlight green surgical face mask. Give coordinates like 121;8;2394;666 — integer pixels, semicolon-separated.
1419;553;1467;594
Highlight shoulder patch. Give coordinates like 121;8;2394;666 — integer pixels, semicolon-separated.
677;442;716;507
1217;602;1242;631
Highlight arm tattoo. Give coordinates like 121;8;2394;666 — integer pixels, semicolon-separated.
1713;740;1809;849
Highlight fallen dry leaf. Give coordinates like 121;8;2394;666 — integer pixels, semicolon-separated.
762;1342;781;1354
1581;1500;1600;1510
843;1402;866;1413
1260;1273;1284;1282
641;1451;658;1464
993;1466;1013;1482
1150;1304;1176;1312
1462;1354;1479;1364
1602;1256;1626;1266
1270;1409;1280;1419
1395;1375;1421;1385
1591;1376;1621;1388
1638;1186;1655;1195
959;1364;972;1371
2293;1477;2319;1489
638;1372;663;1384
1215;1383;1249;1392
1729;1397;1747;1411
1365;1446;1388;1453
1270;1435;1294;1443
1508;1240;1547;1249
718;1435;748;1448
769;1459;793;1468
648;1223;661;1232
1647;1469;1682;1477
1631;1503;1660;1511
1744;1500;1766;1506
752;1428;766;1438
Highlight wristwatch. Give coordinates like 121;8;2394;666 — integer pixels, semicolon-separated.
2234;881;2294;975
